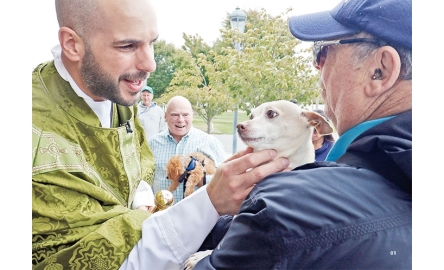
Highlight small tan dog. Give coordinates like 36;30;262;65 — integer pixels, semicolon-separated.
166;152;216;197
237;100;333;169
184;100;333;270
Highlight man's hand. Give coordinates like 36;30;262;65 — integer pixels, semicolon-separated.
206;147;289;215
137;205;154;212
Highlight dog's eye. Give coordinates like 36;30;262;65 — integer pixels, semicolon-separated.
266;110;278;118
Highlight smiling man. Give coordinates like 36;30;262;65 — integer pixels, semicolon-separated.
148;96;227;203
32;0;159;267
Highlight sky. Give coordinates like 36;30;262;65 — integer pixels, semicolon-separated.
28;0;337;69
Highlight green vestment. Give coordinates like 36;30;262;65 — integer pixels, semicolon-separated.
32;62;155;269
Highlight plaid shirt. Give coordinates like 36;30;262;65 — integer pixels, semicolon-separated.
148;127;226;203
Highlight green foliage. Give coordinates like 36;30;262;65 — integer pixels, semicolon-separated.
146;40;192;98
157;50;233;133
215;8;321;114
156;7;323;130
182;34;212;59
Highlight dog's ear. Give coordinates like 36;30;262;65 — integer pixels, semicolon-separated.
303;111;334;135
166;155;186;181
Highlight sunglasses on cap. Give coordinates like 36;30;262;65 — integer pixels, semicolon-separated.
313;38;387;66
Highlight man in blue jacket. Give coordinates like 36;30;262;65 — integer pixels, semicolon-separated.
194;0;412;269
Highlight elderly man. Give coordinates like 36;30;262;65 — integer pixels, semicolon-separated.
149;96;227;203
193;0;412;269
137;85;166;139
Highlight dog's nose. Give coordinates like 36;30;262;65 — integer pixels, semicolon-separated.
237;123;246;130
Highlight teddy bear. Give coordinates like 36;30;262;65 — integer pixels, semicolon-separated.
166;152;216;198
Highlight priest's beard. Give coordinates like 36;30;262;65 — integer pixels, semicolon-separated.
81;44;147;106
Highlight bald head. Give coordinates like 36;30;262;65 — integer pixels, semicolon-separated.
55;0;156;40
55;0;100;38
166;96;193;114
55;0;158;105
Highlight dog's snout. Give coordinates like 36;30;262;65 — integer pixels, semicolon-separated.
237;123;246;130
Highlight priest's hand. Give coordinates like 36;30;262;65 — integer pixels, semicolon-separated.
206;147;289;215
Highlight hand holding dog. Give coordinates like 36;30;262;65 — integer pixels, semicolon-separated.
206;147;289;215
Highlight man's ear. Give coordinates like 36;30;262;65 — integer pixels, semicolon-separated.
58;27;85;62
365;46;401;97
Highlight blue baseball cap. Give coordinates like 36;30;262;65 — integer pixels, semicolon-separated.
288;0;412;49
141;86;154;94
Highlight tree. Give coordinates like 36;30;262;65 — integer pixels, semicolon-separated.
146;40;192;98
214;8;320;114
157;50;233;134
156;7;321;131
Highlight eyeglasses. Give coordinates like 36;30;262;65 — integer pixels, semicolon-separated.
313;38;387;66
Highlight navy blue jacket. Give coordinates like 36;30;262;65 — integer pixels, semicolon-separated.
315;139;334;161
195;111;412;269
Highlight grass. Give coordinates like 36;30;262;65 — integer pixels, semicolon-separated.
193;110;250;134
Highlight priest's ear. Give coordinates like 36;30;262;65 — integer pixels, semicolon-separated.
58;27;86;62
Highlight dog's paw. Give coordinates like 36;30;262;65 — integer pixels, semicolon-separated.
184;250;213;270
